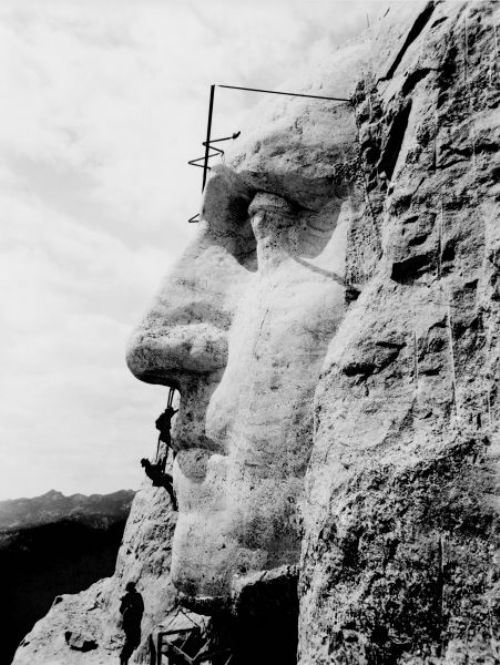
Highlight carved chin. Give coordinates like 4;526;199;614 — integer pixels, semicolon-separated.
171;459;303;614
169;510;235;612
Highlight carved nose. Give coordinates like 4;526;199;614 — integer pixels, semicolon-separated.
127;315;229;453
126;228;235;387
126;322;228;385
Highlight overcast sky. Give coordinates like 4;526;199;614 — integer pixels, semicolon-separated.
0;0;388;500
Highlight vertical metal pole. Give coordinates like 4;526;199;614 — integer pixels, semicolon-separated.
202;85;216;192
149;635;154;665
156;633;161;665
167;387;174;408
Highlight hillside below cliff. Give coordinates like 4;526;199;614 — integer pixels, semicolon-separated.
0;490;134;665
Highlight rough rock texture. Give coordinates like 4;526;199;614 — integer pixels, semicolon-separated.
13;3;499;664
300;2;500;664
12;484;176;665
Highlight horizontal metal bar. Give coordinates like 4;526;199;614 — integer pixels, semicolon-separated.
188;158;207;167
157;628;194;637
203;144;224;156
188;134;240;167
208;131;241;143
218;84;349;103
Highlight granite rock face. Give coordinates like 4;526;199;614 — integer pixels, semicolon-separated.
13;2;499;664
12;485;176;665
300;2;500;664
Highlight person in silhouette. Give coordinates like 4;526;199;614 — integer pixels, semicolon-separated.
155;405;178;459
140;458;178;511
119;582;144;665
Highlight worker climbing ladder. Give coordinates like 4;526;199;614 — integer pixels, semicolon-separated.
140;387;179;510
155;387;178;467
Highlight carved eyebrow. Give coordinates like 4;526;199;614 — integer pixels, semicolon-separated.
244;175;346;214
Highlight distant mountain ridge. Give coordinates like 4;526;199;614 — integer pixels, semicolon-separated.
0;488;135;665
0;488;135;531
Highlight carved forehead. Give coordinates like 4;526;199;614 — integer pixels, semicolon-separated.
231;101;356;172
202;99;358;223
222;40;370;209
229;102;357;210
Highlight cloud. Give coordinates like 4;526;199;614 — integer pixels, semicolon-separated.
0;0;385;499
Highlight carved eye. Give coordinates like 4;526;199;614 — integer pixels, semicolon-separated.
201;165;253;230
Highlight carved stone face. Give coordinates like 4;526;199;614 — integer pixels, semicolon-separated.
127;68;364;611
